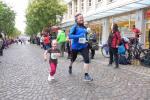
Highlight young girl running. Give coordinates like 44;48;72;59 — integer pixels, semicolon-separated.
44;40;60;81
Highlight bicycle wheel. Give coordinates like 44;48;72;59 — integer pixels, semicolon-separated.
139;49;150;66
139;49;149;59
101;46;110;58
133;49;140;59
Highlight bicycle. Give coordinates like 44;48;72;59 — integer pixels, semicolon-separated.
101;44;110;58
127;38;149;63
140;49;150;66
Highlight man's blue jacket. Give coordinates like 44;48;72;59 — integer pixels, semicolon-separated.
69;24;88;50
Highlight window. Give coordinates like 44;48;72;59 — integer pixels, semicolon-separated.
75;0;78;12
96;0;102;8
109;0;117;2
98;0;102;2
89;0;92;6
81;0;84;10
70;3;72;15
110;13;136;37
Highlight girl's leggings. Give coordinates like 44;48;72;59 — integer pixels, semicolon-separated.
49;62;57;76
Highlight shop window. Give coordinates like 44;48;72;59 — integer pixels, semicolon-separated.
110;13;136;37
145;9;150;49
88;23;103;44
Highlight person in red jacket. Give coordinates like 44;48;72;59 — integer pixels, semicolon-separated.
132;25;141;38
131;25;141;45
44;34;51;50
108;23;121;68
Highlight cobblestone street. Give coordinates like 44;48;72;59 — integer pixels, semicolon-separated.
0;44;150;100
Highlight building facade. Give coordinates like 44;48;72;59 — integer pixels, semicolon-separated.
61;0;150;48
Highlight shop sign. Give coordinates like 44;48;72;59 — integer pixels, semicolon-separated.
146;10;150;17
123;32;134;38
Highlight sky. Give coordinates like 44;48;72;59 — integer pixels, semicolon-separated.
1;0;29;34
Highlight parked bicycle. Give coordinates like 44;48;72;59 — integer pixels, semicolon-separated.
140;49;150;66
101;37;129;58
101;44;110;58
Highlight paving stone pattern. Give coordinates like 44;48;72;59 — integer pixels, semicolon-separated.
0;44;150;100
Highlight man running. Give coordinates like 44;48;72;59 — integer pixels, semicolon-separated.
68;13;93;81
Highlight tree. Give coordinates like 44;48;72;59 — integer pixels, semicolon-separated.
0;1;16;37
25;0;67;36
8;28;21;38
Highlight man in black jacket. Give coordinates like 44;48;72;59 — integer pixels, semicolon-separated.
148;30;150;49
0;34;4;56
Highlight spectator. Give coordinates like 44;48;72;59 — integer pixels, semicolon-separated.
87;28;97;59
108;23;121;68
66;36;71;59
44;34;51;50
57;29;66;57
0;34;4;56
131;25;141;44
148;30;150;49
132;25;141;38
40;35;44;48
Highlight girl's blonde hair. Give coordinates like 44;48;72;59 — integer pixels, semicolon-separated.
52;39;57;44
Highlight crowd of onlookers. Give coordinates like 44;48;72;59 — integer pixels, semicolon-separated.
29;27;98;60
0;33;24;57
29;28;72;59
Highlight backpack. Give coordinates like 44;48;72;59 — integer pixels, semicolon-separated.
118;44;126;55
119;55;130;65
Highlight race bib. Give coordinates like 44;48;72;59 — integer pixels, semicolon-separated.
51;53;57;59
79;38;86;44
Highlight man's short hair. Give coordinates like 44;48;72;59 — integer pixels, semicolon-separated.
132;25;135;28
75;13;82;22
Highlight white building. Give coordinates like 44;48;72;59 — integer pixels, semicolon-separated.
61;0;150;48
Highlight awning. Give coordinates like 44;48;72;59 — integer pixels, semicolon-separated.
85;0;150;21
61;20;74;28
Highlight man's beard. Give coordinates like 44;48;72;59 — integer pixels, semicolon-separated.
78;22;84;26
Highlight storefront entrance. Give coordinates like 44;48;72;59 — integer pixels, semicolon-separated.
87;21;103;44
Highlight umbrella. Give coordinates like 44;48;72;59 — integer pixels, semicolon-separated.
51;26;60;33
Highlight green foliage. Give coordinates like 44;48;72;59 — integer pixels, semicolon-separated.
25;0;67;36
9;28;21;37
0;1;16;37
